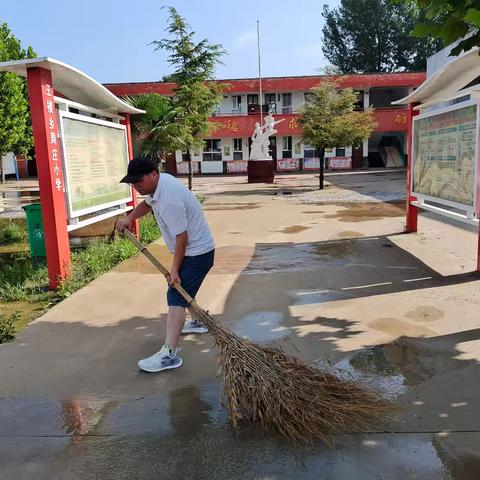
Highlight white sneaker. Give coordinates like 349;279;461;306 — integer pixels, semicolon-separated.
138;345;183;373
181;319;208;334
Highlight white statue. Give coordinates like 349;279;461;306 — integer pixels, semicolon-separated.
250;114;284;160
250;122;264;160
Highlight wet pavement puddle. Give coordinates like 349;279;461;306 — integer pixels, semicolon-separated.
232;311;289;342
278;225;311;234
325;202;404;222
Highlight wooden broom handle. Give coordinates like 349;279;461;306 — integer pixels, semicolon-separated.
123;229;196;305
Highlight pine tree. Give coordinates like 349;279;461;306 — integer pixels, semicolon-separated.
152;7;225;190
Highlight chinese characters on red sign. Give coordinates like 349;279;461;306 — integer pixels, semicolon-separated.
394;113;407;125
45;84;63;192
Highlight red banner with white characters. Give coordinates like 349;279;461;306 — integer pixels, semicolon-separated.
329;157;352;170
226;160;247;173
277;158;300;171
209;115;303;138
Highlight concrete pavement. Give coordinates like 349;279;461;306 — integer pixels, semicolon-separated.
1;170;479;479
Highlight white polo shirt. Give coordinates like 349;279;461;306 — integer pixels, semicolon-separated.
145;173;215;256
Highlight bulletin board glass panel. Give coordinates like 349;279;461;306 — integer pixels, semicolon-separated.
412;102;478;210
59;112;132;217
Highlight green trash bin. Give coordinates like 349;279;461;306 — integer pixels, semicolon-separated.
22;204;46;257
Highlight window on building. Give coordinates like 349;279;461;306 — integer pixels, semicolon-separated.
181;151;189;162
233;138;243;160
265;93;276;114
282;93;292;114
247;94;259;105
304;144;318;158
232;95;242;111
282;136;292;158
203;139;222;161
336;147;346;156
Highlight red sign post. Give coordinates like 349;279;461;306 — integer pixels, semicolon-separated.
405;102;419;233
27;67;71;288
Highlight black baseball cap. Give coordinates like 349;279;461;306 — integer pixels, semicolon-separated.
120;157;158;184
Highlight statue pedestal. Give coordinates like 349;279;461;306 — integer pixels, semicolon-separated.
247;160;275;183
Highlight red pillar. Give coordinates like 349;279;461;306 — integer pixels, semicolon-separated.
27;67;70;289
406;102;419;233
120;113;139;237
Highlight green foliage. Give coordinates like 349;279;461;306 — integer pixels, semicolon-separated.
0;252;48;302
151;7;226;189
405;0;480;56
0;220;28;245
322;0;442;73
0;311;17;343
124;93;186;162
300;78;377;151
139;212;161;244
0;22;36;160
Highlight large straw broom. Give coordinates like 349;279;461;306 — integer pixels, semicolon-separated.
125;230;395;443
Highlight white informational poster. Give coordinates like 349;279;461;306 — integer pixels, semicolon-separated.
303;158;320;170
226;161;247;173
200;161;223;174
1;153;16;177
413;102;477;209
60;113;131;218
330;156;352;170
277;159;300;171
176;161;200;175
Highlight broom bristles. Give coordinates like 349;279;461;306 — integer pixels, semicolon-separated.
191;303;396;444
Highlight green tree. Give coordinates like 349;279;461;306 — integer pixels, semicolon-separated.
322;0;442;73
124;93;186;166
0;22;36;181
152;7;226;190
406;0;480;55
300;78;377;189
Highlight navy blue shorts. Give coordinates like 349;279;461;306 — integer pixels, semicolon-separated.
167;249;215;308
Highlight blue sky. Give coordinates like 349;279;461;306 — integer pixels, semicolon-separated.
2;0;340;83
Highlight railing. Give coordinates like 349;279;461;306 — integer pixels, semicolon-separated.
211;108;300;117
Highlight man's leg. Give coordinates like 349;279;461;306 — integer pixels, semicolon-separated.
166;306;187;349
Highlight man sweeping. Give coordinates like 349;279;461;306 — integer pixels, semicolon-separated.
117;157;215;373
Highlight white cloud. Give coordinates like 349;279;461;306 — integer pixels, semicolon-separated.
232;30;257;50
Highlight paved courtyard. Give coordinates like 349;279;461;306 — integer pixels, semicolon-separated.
1;170;479;479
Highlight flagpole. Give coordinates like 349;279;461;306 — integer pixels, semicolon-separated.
257;20;263;126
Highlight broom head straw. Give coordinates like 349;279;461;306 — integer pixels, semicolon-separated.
124;229;395;444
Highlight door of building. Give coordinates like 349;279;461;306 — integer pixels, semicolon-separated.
269;136;277;164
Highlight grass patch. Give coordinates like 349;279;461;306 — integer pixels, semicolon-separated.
138;212;161;244
0;311;17;343
0;213;161;340
0;219;28;245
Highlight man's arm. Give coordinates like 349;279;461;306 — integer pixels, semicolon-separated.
169;231;188;286
116;200;151;232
